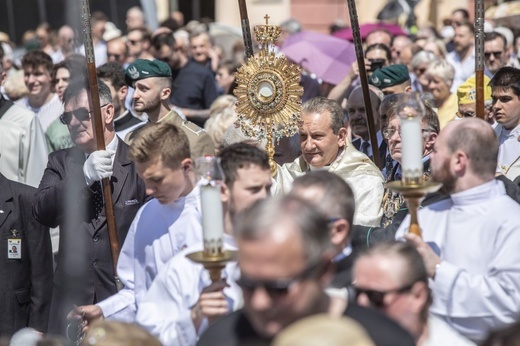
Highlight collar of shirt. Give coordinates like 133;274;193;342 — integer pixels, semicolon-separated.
501;124;520;139
84;135;119;161
450;179;505;206
333;245;352;263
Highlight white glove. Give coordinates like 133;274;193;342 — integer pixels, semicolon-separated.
83;150;115;186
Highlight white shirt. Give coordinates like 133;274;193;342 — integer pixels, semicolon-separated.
0;101;48;187
496;124;520;179
137;235;241;346
423;315;475;346
396;180;520;342
447;50;476;93
97;186;203;322
16;93;63;132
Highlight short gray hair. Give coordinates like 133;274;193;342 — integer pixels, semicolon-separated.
302;97;344;134
411;51;438;70
425;59;455;87
234;195;331;262
63;78;113;106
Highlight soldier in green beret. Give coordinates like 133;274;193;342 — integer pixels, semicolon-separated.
124;59;215;158
369;64;412;95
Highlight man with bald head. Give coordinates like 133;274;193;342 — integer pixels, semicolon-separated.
396;118;520;343
55;25;76;62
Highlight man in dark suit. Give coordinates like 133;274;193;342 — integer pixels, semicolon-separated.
0;173;53;337
348;85;387;167
33;79;149;335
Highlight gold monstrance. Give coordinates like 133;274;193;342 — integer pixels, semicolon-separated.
234;15;304;176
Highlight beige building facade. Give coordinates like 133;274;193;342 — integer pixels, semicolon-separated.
214;0;472;34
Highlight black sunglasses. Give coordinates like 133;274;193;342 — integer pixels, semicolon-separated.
60;104;109;125
484;51;503;59
354;282;415;308
236;258;324;296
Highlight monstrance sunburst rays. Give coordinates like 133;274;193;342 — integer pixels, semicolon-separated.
234;15;303;175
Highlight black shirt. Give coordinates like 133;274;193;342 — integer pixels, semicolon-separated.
171;61;217;112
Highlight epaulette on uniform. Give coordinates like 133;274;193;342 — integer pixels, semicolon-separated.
180;120;207;136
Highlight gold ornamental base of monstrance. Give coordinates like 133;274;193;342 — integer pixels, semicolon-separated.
233;15;304;176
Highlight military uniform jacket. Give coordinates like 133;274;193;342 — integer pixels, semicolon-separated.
0;174;53;336
159;110;215;158
125;110;215;159
32;138;149;333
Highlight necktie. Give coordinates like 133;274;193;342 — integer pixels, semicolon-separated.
385;154;394;176
360;141;370;156
92;181;104;218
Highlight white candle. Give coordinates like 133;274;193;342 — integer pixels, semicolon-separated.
400;115;423;180
200;184;224;255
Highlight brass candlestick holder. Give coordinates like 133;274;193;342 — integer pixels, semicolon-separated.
186;249;237;282
386;178;441;237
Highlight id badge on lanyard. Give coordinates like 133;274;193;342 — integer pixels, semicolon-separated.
8;229;21;260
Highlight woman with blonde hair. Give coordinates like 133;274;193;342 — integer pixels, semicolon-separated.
204;95;238;152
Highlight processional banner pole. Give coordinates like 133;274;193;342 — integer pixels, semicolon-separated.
80;0;122;291
347;0;382;169
475;0;486;120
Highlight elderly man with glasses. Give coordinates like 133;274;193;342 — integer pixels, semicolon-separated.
33;78;149;335
350;95;446;251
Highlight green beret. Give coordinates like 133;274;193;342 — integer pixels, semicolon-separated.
124;59;172;86
368;64;410;89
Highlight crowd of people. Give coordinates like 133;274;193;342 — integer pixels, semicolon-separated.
1;4;520;346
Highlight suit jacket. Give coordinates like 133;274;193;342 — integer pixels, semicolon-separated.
0;174;53;336
33;138;149;333
352;136;387;169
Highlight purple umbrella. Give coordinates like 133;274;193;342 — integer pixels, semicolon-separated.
333;22;406;41
280;31;356;85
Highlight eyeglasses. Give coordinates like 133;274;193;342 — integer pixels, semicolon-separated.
456;111;476;118
235;258;324;296
60;104;109;125
484;51;503;59
382;128;432;140
354;282;415;308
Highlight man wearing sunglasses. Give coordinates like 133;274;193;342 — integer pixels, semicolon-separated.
354;242;474;345
484;32;508;77
33;79;149;334
136;142;272;345
199;196;414;346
